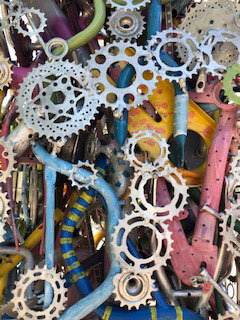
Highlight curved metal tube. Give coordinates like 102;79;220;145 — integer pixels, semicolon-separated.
33;144;203;320
0;246;34;271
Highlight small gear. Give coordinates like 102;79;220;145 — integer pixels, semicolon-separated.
130;165;188;222
112;212;173;274
11;266;68;320
0;191;10;219
179;0;240;41
0;0;22;30
122;130;169;172
16;59;100;142
0;54;13;89
222;64;240;105
107;9;145;40
106;0;150;11
84;131;101;163
87;40;157;113
218;311;240;319
200;30;240;78
220;203;240;257
147;29;202;82
15;8;47;37
70;160;98;189
112;270;156;309
0;138;17;184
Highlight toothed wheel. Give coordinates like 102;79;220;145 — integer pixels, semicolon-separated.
0;138;17;184
106;0;151;11
222;64;240;105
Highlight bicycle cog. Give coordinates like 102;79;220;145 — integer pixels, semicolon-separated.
112;269;156;310
106;0;150;10
11;266;68;320
179;0;240;41
147;28;202;82
200;30;240;78
218;311;240;319
122;129;169;172
130;165;188;222
0;138;17;184
107;9;145;40
70;160;98;189
220;203;240;257
222;64;240;105
87;40;157;113
0;54;13;89
0;191;10;219
15;8;47;37
16;59;100;142
0;0;22;30
112;212;173;274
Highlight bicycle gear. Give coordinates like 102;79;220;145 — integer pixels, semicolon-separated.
15;8;47;37
0;0;22;30
147;29;202;82
130;165;188;222
0;191;10;219
112;270;156;310
0;54;13;89
222;64;240;105
11;266;67;320
107;9;145;40
0;138;17;184
220;203;240;257
106;0;151;11
16;59;99;142
70;160;98;189
112;212;173;274
179;0;240;41
200;30;240;78
122;130;169;172
87;40;157;113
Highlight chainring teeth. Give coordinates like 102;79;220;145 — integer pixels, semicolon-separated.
12;266;67;319
106;0;151;10
112;212;173;274
15;8;47;37
87;41;157;112
0;138;17;184
17;60;99;141
222;63;240;105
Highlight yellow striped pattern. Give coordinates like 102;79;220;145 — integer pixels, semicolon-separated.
68;211;80;223
62;225;75;233
150;306;157;320
72;271;86;282
60;238;73;244
81;192;93;204
102;306;112;320
73;202;86;212
67;261;81;271
175;306;183;320
62;250;75;259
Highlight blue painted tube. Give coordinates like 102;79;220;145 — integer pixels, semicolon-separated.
113;63;135;147
43;166;56;308
33;144;203;320
147;0;162;39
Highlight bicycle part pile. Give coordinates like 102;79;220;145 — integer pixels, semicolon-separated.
0;0;240;319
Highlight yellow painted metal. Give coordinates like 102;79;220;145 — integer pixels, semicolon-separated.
94;229;105;247
128;77;216;186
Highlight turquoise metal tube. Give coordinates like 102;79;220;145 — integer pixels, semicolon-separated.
33;144;203;320
43;166;56;308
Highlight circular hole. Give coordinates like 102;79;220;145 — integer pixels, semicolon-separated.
126;277;143;296
119;16;134;29
95;54;106;64
142;70;153;80
125;47;136;56
107;62;136;88
106;93;117;104
108;46;120;56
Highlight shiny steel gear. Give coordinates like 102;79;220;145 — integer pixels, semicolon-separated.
0;138;17;184
122;130;169;172
87;40;157;113
15;7;47;37
130;165;188;222
70;160;98;189
179;0;240;41
0;191;10;219
107;9;145;40
0;54;13;89
222;64;240;105
200;30;240;78
0;0;22;30
112;270;156;309
220;203;240;257
16;59;100;142
11;266;68;319
112;212;173;274
147;28;202;82
106;0;150;11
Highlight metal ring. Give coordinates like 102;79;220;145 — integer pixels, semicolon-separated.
45;37;68;60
